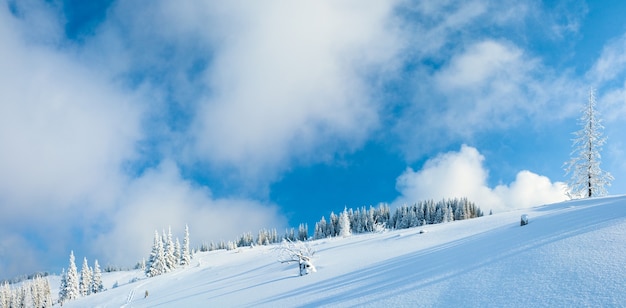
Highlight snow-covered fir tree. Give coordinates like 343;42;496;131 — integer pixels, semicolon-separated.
314;216;327;239
339;207;351;237
256;229;269;246
139;257;146;272
66;251;80;299
13;286;22;307
92;259;104;294
58;268;67;303
328;212;338;237
174;238;182;265
164;227;177;271
30;275;52;308
0;275;52;307
283;228;296;242
147;230;168;277
11;285;24;307
181;224;192;266
238;232;255;247
297;223;308;241
41;276;53;307
564;87;613;198
80;257;93;296
29;280;40;307
0;282;10;307
60;251;80;303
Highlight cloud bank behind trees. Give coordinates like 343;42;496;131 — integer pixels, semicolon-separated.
394;145;568;214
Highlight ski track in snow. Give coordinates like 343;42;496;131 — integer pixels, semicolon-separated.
60;195;626;307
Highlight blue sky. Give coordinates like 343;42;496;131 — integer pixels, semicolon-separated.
2;0;626;279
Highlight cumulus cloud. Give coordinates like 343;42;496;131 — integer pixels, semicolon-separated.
394;145;568;213
73;0;408;190
436;40;525;90
397;38;582;160
92;161;287;266
393;1;586;161
0;3;143;278
0;2;289;278
188;1;405;182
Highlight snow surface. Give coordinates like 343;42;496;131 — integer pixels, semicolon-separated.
60;196;626;307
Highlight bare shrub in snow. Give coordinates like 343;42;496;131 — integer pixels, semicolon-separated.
276;239;316;276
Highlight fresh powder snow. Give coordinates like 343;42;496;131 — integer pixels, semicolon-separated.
59;196;626;307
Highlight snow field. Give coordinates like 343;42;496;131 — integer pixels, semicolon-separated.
62;196;626;307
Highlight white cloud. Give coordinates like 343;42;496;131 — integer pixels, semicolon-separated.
0;3;288;277
436;40;525;89
0;5;143;202
396;37;581;160
389;0;590;162
161;1;404;182
394;145;568;213
92;161;287;266
81;0;407;187
0;12;139;213
0;4;144;278
599;82;626;122
433;39;581;130
3;0;65;44
588;34;626;85
589;35;626;123
0;0;405;279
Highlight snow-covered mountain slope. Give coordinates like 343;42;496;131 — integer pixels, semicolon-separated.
64;196;626;307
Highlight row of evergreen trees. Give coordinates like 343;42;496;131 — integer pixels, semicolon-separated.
313;198;482;239
197;198;482;252
0;276;52;308
58;251;105;305
390;198;482;229
198;224;310;252
145;225;192;277
313;204;390;239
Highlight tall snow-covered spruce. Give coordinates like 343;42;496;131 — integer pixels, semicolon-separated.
339;207;351;237
92;259;104;294
146;230;168;277
181;224;191;266
564;87;613;198
164;227;177;271
79;257;92;296
59;251;80;304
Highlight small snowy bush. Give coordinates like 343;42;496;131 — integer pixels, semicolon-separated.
520;214;529;226
276;239;316;276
